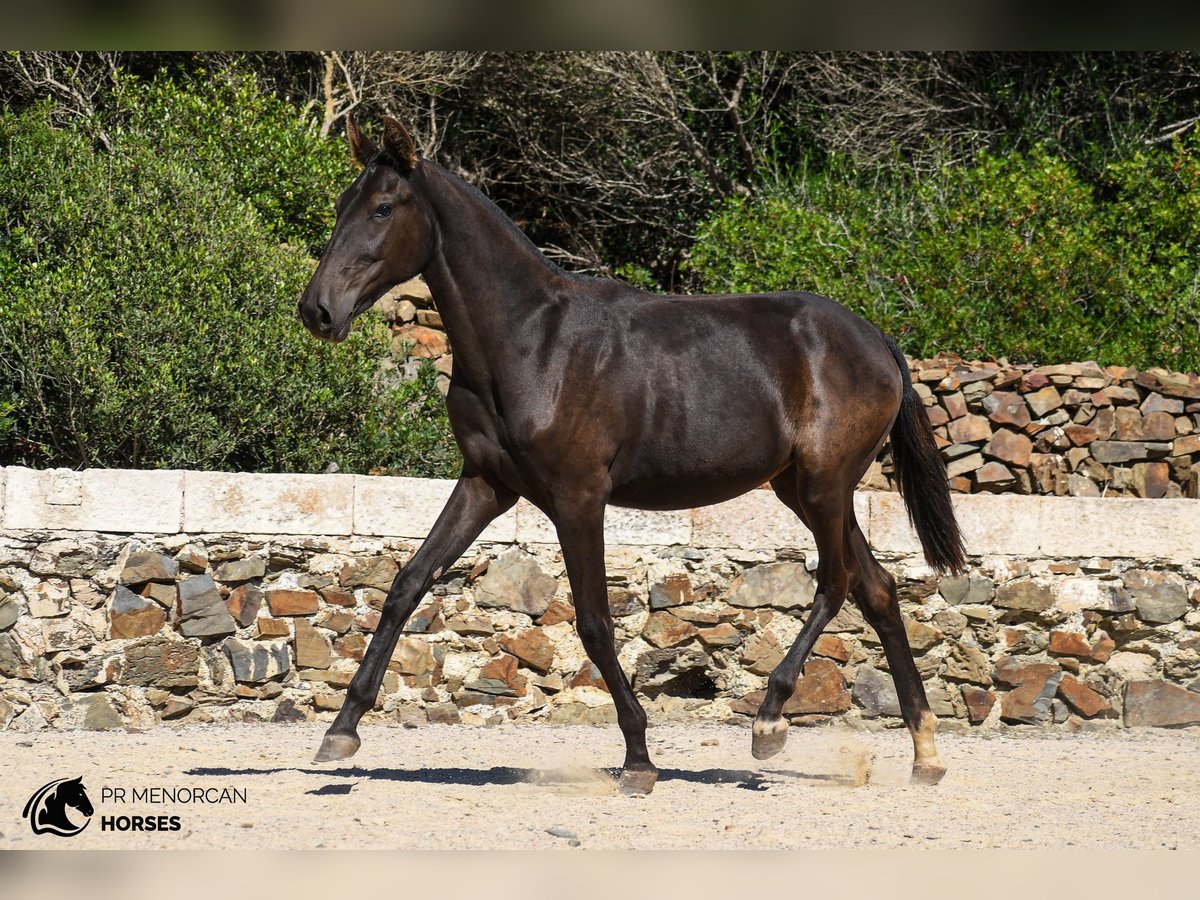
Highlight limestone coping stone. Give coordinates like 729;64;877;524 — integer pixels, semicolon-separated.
0;467;1196;560
353;475;516;542
869;492;1043;558
513;500;691;546
182;471;354;536
3;467;184;533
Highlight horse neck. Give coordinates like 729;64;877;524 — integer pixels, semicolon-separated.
417;163;565;385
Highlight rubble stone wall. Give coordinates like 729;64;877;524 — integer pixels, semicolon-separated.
2;467;1199;735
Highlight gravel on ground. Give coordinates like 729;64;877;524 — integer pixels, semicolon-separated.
3;721;1198;850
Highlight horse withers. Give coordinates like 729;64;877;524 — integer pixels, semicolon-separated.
298;117;966;794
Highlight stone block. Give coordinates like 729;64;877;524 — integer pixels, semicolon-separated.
214;556;266;582
514;499;690;546
742;631;784;675
1026;385;1063;417
499;628;555;672
1130;462;1170;498
939;573;995;605
961;686;995;724
266;589;321;617
852;665;901;717
693;491;871;551
226;585;263;628
468;653;526;696
109;586;166;639
121;551;179;585
1053;577;1132;614
339;557;399;591
649;573;694;610
294;619;332;670
473;550;558;616
788;659;851;715
945;453;984;478
30;539;100;577
943;641;992;685
975;461;1016;486
3;467;183;533
1036;498;1199;562
353;476;516;542
870;492;1040;558
698;623;743;648
225;638;291;683
725;562;814;611
183;471;354;535
994;659;1062;724
1091;441;1148;464
1057;674;1109;718
948;414;992;444
1122;570;1188;624
642;611;698;649
1124;680;1200;727
121;637;200;688
178;574;236;638
390;636;435;675
983;391;1031;428
983;430;1032;468
28;580;70;617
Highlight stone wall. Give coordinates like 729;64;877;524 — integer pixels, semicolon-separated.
377;279;1200;499
2;467;1199;735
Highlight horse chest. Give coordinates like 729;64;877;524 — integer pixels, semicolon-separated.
445;384;536;493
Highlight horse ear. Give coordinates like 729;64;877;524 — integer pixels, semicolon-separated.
346;116;377;167
381;116;419;173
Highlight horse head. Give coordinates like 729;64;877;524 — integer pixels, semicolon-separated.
298;117;437;342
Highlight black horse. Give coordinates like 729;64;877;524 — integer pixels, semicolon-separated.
23;776;94;836
298;117;965;794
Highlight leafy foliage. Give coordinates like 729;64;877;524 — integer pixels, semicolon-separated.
0;88;460;476
689;141;1200;370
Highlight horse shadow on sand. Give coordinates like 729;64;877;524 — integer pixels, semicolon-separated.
185;763;864;795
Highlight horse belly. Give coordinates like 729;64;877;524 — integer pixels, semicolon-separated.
607;416;791;510
608;470;782;511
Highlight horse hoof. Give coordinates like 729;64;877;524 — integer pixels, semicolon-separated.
751;719;788;760
618;768;658;796
910;763;946;786
313;731;360;763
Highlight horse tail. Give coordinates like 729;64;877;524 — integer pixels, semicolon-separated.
882;335;967;575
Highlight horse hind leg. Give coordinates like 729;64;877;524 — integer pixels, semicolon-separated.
751;472;856;760
848;524;946;784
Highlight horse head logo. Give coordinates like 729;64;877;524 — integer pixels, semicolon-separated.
22;777;94;837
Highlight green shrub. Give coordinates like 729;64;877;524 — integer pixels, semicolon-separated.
0;96;459;476
354;362;460;479
689;143;1200;370
104;71;349;256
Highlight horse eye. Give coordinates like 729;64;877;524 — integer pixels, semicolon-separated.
375;203;393;218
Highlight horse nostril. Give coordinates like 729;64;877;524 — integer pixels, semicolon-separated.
318;302;333;332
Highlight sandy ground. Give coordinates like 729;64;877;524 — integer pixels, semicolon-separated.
2;721;1198;850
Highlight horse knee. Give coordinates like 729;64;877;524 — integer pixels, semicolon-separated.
575;615;612;651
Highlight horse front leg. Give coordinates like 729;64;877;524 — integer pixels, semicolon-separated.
554;501;656;796
314;473;517;762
